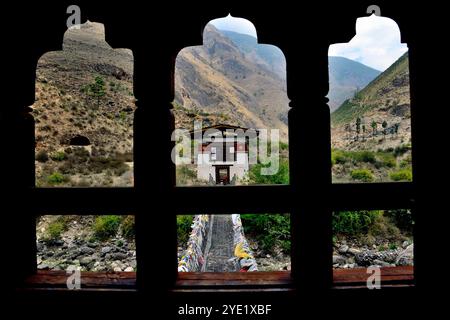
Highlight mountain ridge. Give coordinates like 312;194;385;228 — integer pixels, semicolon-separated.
328;56;381;111
174;24;290;139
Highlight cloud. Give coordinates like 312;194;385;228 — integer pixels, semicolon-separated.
329;15;408;71
209;14;257;38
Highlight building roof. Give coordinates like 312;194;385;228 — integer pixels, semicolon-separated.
190;124;259;138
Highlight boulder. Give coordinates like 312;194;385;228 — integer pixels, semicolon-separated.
338;245;349;254
36;242;45;252
79;246;95;255
110;252;128;261
356;250;399;266
80;256;94;266
373;259;392;267
101;246;112;255
332;255;347;265
348;248;361;256
396;244;414;266
37;263;49;270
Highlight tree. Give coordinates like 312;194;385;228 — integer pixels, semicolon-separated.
355;117;361;140
382;120;388;139
371;120;377;137
362;124;366;141
86;75;106;109
344;124;351;140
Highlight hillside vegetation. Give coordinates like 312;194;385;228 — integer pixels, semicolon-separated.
33;22;135;187
330;52;412;183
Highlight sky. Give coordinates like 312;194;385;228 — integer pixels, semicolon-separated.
209;14;257;38
328;15;408;71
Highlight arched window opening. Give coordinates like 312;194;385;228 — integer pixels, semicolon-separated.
33;21;136;187
174;15;289;186
328;14;412;184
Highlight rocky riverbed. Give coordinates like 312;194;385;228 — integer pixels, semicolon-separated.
333;238;413;269
36;216;136;272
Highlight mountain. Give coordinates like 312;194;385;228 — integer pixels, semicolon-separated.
331;52;410;131
328;57;381;111
330;52;412;183
33;22;135;187
220;30;286;80
173;25;289;139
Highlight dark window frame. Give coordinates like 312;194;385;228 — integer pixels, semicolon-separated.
8;4;419;295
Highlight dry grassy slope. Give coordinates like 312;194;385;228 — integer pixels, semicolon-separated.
174;24;289;139
331;53;411;151
33;22;135;156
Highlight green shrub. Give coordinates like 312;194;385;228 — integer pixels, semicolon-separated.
389;243;398;250
376;152;396;168
47;172;67;185
50;151;67;161
46;220;66;240
350;169;374;182
351;151;376;163
121;215;135;239
385;209;414;233
119;111;127;121
331;149;347;165
89;157;128;176
94;215;122;240
394;144;412;157
369;215;402;240
400;155;412;168
333;211;382;235
36;150;49;162
279;142;289;151
332;150;376;165
249;160;289;184
116;239;124;247
241;214;291;254
390;169;412;181
177;215;194;247
178;165;196;179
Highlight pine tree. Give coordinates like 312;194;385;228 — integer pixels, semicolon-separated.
356;117;361;140
371;120;377;137
87;75;106;109
382;120;388;138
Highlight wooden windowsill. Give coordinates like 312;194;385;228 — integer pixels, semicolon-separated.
333;266;414;289
17;267;414;293
19;270;137;292
174;271;294;292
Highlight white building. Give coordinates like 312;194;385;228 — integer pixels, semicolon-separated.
191;124;258;185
